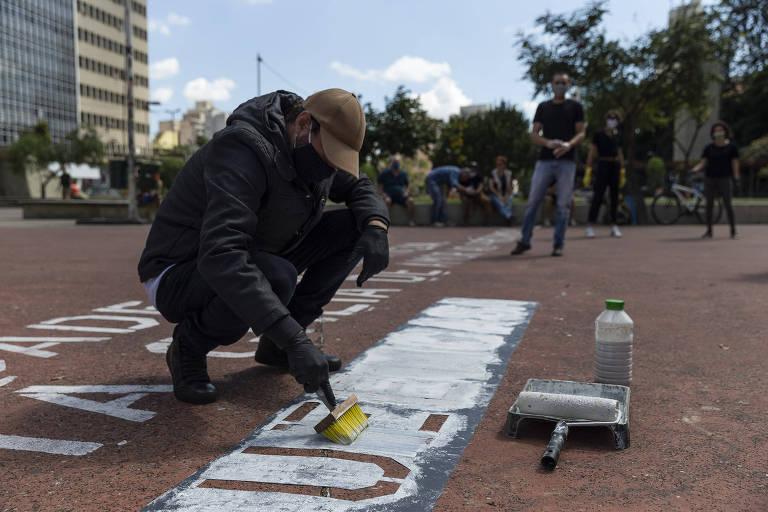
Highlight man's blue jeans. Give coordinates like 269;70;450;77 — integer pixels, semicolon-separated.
489;193;513;218
426;178;446;224
520;159;576;247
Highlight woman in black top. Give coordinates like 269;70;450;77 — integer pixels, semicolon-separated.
584;110;625;238
692;121;740;239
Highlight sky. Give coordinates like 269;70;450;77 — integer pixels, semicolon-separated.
146;0;699;136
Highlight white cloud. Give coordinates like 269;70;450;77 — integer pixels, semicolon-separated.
149;12;190;37
183;78;237;103
151;87;174;104
150;58;180;80
330;56;451;83
415;77;471;120
167;13;190;25
520;100;539;123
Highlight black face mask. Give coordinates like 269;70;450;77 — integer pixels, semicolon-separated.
293;130;336;183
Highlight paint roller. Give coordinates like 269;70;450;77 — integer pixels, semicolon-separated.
516;391;619;470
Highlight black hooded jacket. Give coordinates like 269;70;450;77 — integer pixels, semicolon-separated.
137;91;389;336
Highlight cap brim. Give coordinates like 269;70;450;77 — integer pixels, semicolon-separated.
319;127;359;178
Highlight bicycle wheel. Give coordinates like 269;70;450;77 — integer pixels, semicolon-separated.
694;196;723;225
651;192;682;225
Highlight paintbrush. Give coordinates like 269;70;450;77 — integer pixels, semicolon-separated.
314;381;369;444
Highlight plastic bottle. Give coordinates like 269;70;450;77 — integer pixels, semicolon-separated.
594;299;633;386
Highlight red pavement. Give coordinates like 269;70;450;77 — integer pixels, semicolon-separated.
1;216;766;511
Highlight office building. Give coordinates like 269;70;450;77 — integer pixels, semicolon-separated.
0;0;150;157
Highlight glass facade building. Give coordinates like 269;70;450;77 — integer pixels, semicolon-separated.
0;0;78;146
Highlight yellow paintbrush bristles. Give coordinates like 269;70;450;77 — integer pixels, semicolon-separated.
314;395;369;445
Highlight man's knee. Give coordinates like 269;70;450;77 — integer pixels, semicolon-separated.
251;252;298;305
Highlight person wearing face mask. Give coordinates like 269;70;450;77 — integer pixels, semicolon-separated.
584;110;625;238
511;71;585;257
137;89;390;405
692;121;740;239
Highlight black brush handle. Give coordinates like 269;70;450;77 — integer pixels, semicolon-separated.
316;381;337;411
541;420;569;470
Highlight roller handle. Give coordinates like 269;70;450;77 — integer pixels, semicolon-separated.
541;420;569;470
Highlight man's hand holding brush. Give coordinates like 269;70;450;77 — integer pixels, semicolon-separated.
282;330;331;393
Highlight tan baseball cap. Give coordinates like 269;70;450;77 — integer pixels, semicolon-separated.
303;88;365;178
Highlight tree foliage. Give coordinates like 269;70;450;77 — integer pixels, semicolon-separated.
7;121;104;198
360;86;435;173
710;0;768;76
431;102;534;174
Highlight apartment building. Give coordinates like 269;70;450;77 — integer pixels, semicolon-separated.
75;0;150;157
0;0;150;157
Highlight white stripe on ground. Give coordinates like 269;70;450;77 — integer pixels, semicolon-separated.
144;297;535;511
0;434;102;455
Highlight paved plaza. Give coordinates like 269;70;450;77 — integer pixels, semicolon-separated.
1;213;766;511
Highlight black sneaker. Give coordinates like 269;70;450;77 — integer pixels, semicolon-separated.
166;328;217;405
510;242;531;255
255;333;342;372
701;231;713;239
730;231;738;240
551;245;564;257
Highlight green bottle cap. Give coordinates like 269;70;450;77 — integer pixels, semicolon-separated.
605;299;624;311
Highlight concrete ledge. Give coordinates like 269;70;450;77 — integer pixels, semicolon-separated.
16;198;768;227
19;199;157;222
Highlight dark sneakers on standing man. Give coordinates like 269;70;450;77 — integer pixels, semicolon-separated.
510;242;531;255
255;333;342;372
551;245;564;257
166;327;217;404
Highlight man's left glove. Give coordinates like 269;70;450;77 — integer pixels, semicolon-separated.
350;224;389;287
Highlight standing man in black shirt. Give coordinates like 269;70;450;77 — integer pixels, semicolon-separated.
511;72;585;257
692;121;740;238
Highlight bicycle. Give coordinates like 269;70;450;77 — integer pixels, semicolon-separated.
651;173;722;225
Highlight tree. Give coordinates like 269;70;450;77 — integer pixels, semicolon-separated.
710;0;768;77
516;1;725;221
360;86;435;174
431;102;534;175
8;122;104;198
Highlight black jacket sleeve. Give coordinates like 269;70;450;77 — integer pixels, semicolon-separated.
197;133;301;338
329;172;390;231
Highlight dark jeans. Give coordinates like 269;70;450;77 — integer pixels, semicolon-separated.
426;177;446;224
705;177;735;233
587;164;620;224
155;209;362;356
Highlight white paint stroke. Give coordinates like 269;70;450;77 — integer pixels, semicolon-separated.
17;385;173;394
93;300;161;316
144;297;536;511
146;339;255;359
0;336;111;343
0;360;4;372
346;269;445;283
28;315;158;333
202;453;388;489
0;376;17;387
0;434;102;455
323;304;370;316
0;342;59;358
19;392;157;422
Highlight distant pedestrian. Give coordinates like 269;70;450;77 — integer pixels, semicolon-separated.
584;110;625;239
692;121;739;239
486;155;516;223
425;165;466;226
377;158;416;226
458;162;491;224
511;71;585;257
60;169;71;199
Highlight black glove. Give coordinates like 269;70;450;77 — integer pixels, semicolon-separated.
283;331;329;393
349;224;389;287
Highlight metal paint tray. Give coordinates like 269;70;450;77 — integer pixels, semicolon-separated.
505;378;630;450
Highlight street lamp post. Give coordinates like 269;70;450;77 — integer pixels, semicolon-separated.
124;0;137;220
